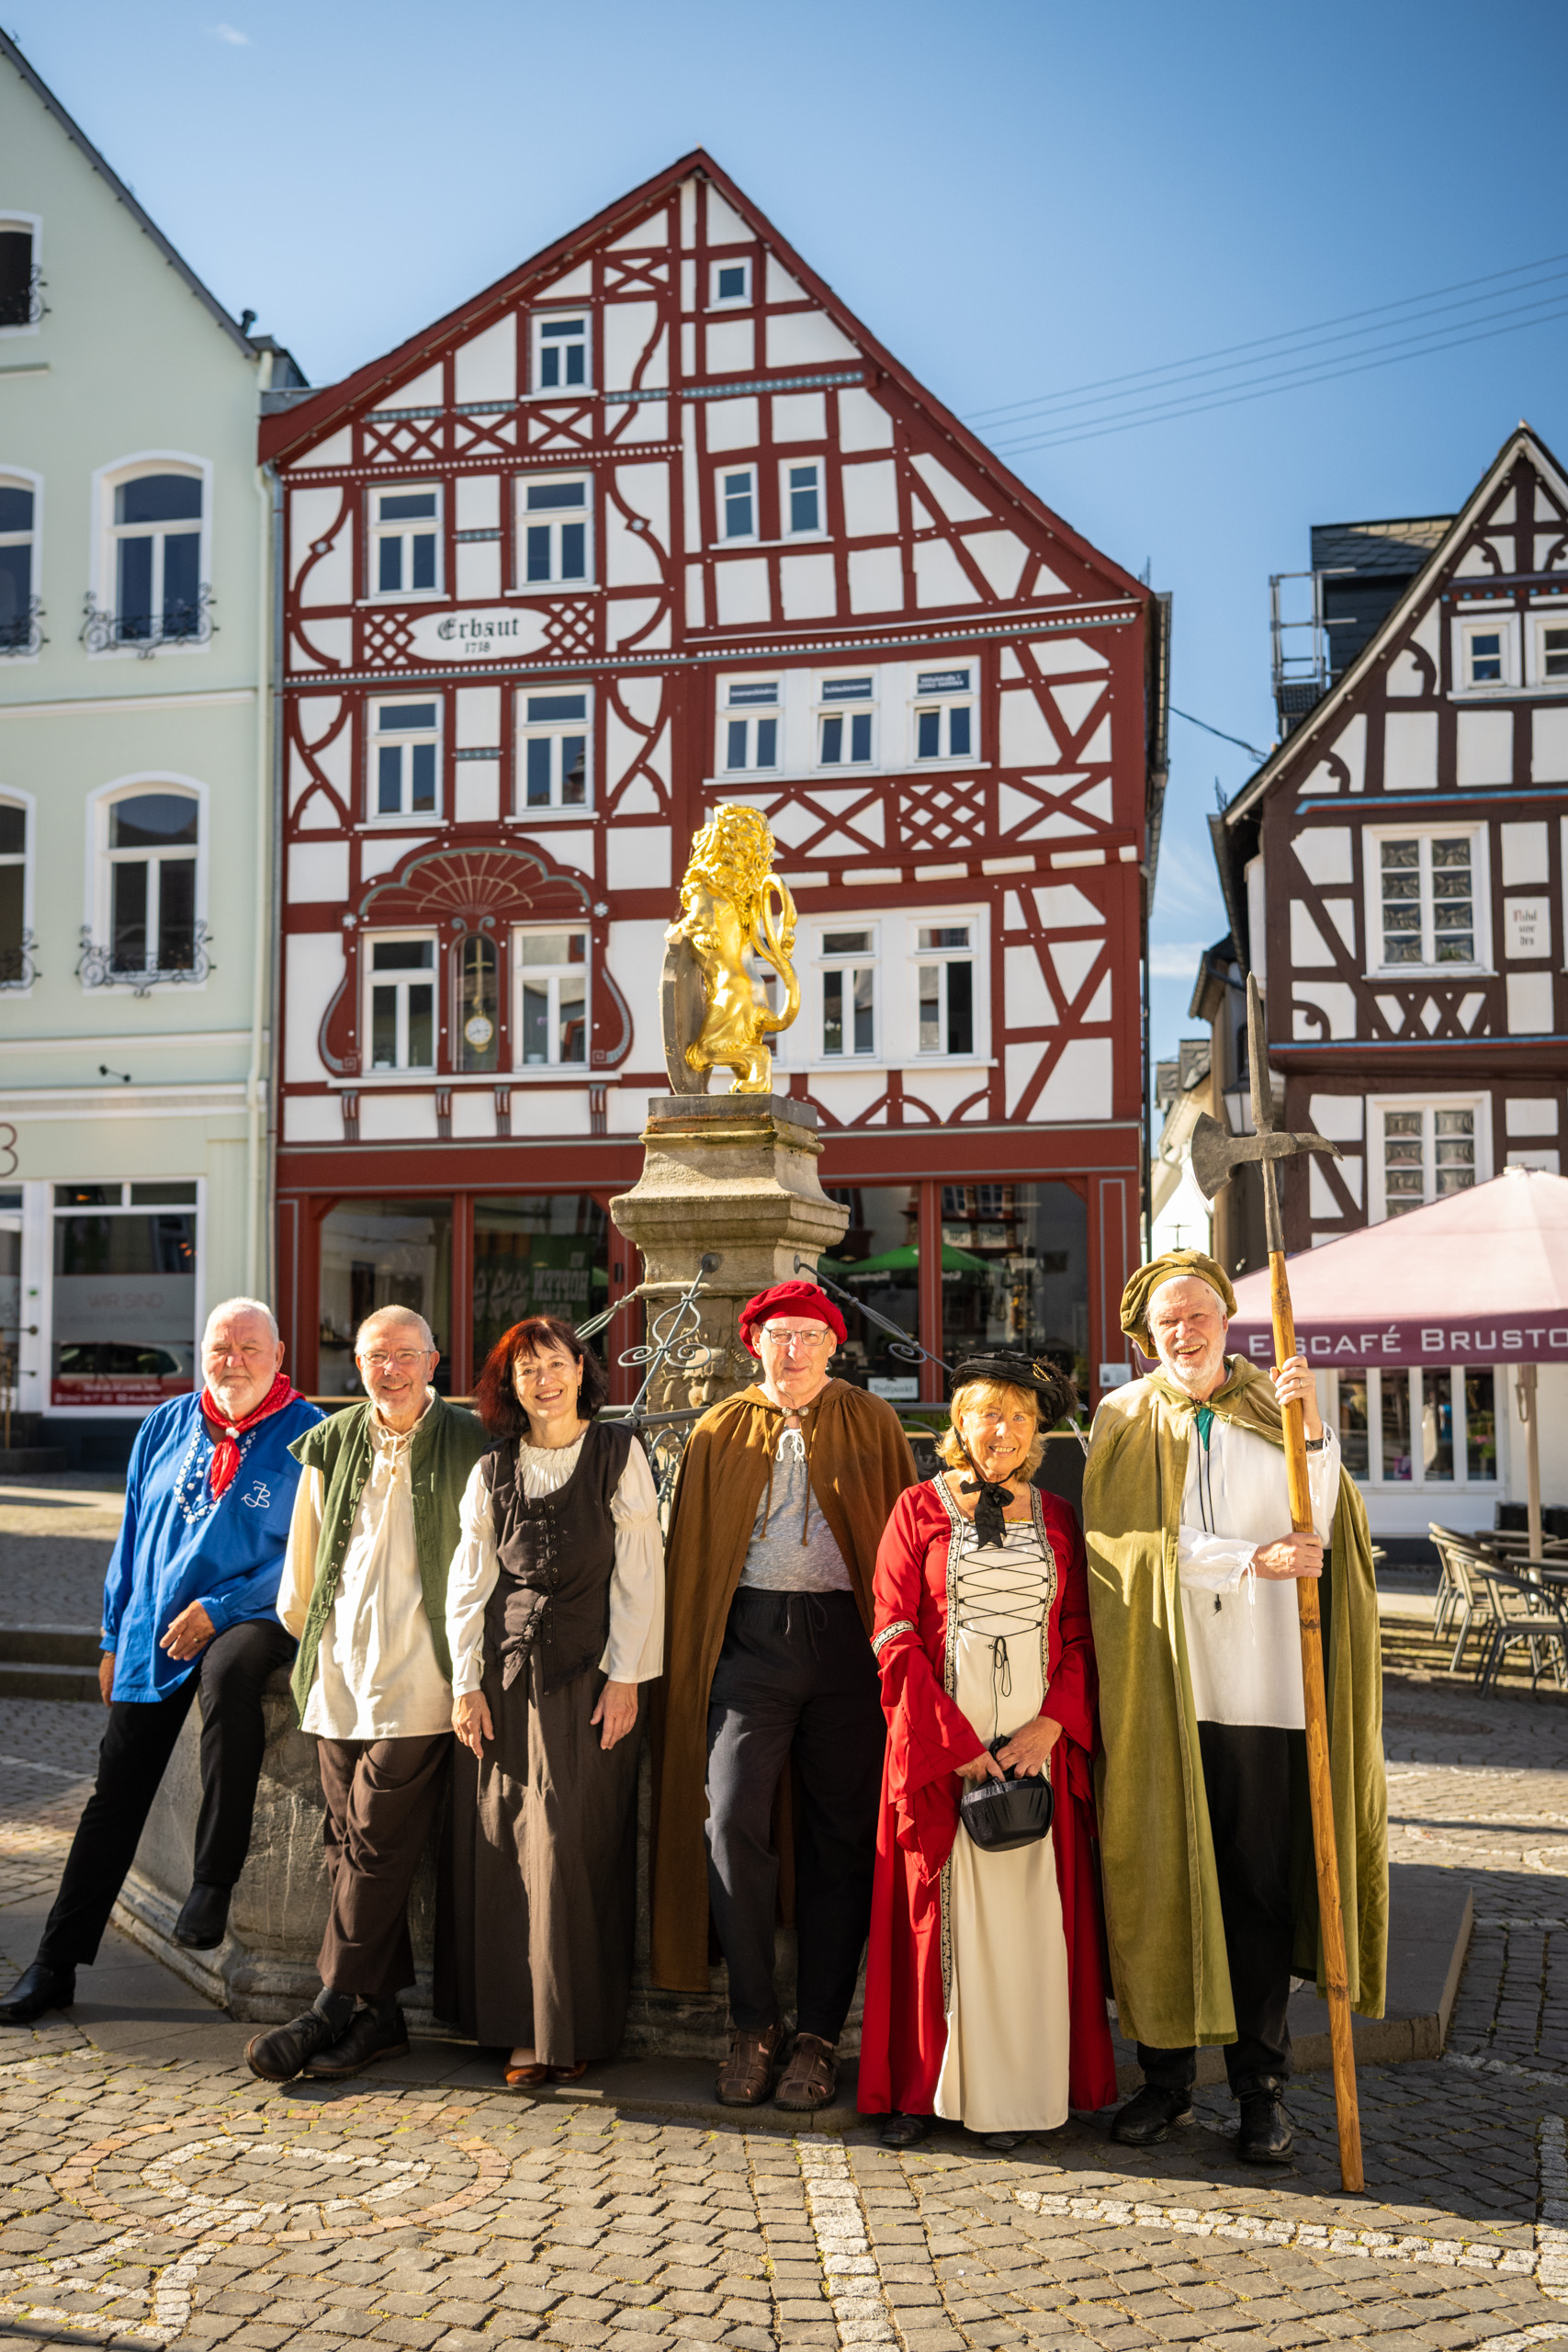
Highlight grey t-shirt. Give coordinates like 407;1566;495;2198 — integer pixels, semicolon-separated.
738;1442;853;1594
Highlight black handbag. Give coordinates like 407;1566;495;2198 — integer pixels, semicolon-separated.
958;1736;1055;1854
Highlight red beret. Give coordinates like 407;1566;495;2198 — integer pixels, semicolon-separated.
739;1280;847;1355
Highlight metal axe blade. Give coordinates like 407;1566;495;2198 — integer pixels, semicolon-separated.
1190;1111;1342;1204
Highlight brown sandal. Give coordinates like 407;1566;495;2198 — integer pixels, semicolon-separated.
773;2031;839;2111
716;2021;783;2106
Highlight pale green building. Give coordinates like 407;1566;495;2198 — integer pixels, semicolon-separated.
0;33;303;1458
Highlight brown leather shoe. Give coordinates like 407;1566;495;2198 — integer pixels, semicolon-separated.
716;2020;783;2106
774;2031;839;2112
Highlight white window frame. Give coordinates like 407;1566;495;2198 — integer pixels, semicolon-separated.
364;931;438;1073
368;481;443;603
88;454;213;661
1362;820;1492;978
1367;1091;1493;1225
0;787;34;992
512;923;590;1070
514;472;593;590
910;916;980;1059
368;695;443;822
85;774;209;989
717;679;781;775
1527;605;1568;690
0;464;41;661
46;1174;206;1421
778;456;825;540
815;673;878;771
517;686;592;814
530;310;592;396
910;665;977;764
0;213;42;340
1326;1364;1503;1492
709;257;752;308
816;922;880;1061
716;463;758;546
1450;608;1520;696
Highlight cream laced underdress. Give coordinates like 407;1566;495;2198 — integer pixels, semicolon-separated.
932;1483;1072;2133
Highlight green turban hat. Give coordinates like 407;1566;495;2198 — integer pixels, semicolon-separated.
1119;1250;1237;1354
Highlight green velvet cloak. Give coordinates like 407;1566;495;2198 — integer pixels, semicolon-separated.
1083;1359;1387;2048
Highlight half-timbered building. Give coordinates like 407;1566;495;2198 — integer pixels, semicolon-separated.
1210;423;1568;1532
260;153;1168;1408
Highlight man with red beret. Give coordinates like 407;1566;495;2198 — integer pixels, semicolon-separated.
649;1279;917;2111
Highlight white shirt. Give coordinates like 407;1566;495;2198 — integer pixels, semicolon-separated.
445;1432;664;1698
1175;1407;1341;1732
277;1398;453;1741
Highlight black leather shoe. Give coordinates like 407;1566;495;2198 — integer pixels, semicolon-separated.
174;1883;231;1951
878;2112;932;2149
0;1961;75;2026
245;2005;351;2084
1236;2084;1294;2164
1109;2083;1194;2146
302;2004;409;2080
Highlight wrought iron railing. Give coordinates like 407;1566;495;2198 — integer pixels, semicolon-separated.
76;922;214;998
0;600;44;658
79;586;216;658
0;931;38;990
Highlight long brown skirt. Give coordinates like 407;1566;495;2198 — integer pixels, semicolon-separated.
435;1655;640;2060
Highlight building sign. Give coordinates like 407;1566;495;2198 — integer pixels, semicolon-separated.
405;606;550;663
1505;898;1550;958
1228;1317;1568;1366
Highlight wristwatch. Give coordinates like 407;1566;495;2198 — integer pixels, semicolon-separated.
1303;1434;1328;1452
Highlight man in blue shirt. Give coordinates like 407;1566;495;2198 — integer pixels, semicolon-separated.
0;1298;321;2026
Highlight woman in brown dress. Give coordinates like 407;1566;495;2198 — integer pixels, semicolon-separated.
437;1315;663;2085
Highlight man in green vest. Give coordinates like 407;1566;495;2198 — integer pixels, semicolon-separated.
244;1306;488;2085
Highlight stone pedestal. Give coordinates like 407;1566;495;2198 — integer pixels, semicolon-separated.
609;1093;849;1413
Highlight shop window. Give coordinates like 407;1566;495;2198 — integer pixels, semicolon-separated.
513;927;588;1066
818;675;874;765
518;475;592;586
936;1181;1089;1393
915;922;975;1056
472;1194;609;1370
372;698;441;819
0;797;28;987
457;933;501;1072
318;1198;453;1396
371;485;441;597
820;1185;922;1397
367;934;436;1070
781;459;822;537
819;928;876;1057
102;466;208;647
1331;1365;1497;1488
103;788;199;978
720;679;779;772
912;666;975;760
51;1181;197;1408
0;475;39;653
532;311;591;392
518;689;590;808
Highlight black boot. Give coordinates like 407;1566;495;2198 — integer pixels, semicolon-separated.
1110;2083;1193;2146
0;1960;75;2026
1236;2080;1293;2165
245;1988;355;2084
303;2001;408;2080
174;1883;231;1951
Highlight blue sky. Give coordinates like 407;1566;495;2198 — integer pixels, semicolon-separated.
15;0;1568;1078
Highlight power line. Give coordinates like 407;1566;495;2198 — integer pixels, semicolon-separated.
1169;707;1269;763
988;293;1568;457
966;249;1568;426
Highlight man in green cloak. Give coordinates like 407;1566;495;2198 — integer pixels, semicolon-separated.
1084;1250;1385;2164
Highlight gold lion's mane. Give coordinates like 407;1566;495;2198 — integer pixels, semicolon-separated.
680;806;775;933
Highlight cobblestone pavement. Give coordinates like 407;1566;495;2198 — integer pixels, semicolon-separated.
0;1679;1562;2352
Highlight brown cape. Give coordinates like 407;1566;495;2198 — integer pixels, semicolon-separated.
648;1378;918;1994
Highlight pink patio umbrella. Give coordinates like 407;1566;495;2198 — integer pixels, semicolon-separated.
1225;1166;1568;1555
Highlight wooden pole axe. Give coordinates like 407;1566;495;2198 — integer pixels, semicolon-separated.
1189;973;1364;2194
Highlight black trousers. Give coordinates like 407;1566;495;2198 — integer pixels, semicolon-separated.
705;1588;885;2042
38;1617;297;1971
1137;1722;1306;2098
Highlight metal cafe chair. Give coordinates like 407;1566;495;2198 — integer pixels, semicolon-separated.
1428;1528;1496;1673
1472;1563;1568;1695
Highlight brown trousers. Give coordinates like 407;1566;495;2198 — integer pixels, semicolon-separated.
316;1733;450;2002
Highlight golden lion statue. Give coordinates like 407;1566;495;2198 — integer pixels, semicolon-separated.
665;807;799;1093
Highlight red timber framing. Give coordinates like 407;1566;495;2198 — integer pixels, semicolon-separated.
262;151;1165;1409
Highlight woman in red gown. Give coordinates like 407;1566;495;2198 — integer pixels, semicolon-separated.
858;1352;1118;2148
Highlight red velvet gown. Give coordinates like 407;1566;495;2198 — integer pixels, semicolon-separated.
858;1478;1119;2119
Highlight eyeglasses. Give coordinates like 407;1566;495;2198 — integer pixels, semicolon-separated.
761;1327;833;1353
358;1351;428;1372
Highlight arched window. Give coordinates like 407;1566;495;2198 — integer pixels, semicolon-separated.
0;794;33;988
0;473;40;657
82;781;207;991
86;458;212;654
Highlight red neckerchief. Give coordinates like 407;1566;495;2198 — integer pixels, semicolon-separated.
199;1370;300;1496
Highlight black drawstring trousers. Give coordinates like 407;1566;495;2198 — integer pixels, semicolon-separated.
704;1587;886;2043
38;1617;297;1972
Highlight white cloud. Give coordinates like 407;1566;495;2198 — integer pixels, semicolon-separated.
207;21;250;42
1147;942;1205;979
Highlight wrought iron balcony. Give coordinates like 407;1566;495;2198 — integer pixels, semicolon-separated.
79;587;216;659
0;933;39;990
0;266;47;330
0;601;44;658
76;922;214;999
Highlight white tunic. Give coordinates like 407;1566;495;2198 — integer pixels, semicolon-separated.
445;1433;664;1696
277;1400;452;1742
934;1510;1071;2136
1176;1408;1341;1731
